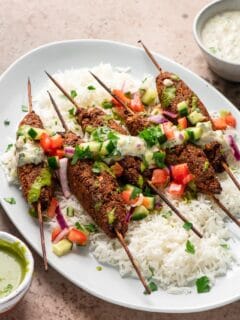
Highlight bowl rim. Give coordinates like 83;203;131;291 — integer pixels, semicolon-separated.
193;0;240;67
0;231;34;306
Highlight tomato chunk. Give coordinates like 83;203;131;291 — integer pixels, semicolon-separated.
213;117;227;130
171;163;190;184
55;149;65;158
121;190;140;205
151;168;170;187
67;228;88;245
168;182;185;197
51;227;61;242
112;89;131;106
162;122;174;140
40;133;52;152
225;114;236;128
130;93;145;112
47;198;58;218
51;134;63;149
178;117;188;130
182;173;195;185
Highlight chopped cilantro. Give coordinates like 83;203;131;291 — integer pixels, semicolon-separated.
196;276;211;293
4;120;10;126
153;151;166;168
21;105;28;112
87;85;96;90
183;221;193;231
220;243;229;249
143;186;153;197
102;100;113;109
130;186;142;199
106;140;116;155
70;90;77;98
162;210;172;219
92;162;101;173
5;144;13;152
91;127;112;142
4;197;16;205
68;107;76;117
149;266;155;277
139;126;166;147
85;223;98;233
149;281;158;292
96;266;102;271
28;128;37;139
72;146;93;165
185;240;195;254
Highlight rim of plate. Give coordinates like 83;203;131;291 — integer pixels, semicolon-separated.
0;39;240;313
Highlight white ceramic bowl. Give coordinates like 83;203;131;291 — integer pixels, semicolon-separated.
193;0;240;82
0;232;34;315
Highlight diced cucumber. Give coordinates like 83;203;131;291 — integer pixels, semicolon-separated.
67;206;75;217
185;127;202;142
52;239;73;257
187;111;206;125
131;205;149;221
81;141;101;155
141;88;157;105
137;175;144;188
140;161;146;172
144;150;155;167
124;184;135;192
28;127;45;140
177;101;189;117
143;197;155;210
48;156;59;169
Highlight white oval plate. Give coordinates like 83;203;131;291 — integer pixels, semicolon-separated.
0;40;240;313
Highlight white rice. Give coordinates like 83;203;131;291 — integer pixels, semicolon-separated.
1;64;240;292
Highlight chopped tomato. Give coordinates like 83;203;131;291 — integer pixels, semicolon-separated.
168;182;185;197
67;228;88;245
142;197;151;208
51;227;61;242
151;168;170;187
162;122;174;140
171;163;190;184
111;162;124;177
213;117;227;130
182;173;195;185
55;149;65;158
47;198;58;218
40;133;52;152
51;134;63;149
178;117;188;130
121;190;140;205
112;89;131;106
130;93;145;112
225;114;236;128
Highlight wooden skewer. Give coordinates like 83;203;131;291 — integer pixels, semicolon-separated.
37;202;48;271
28;78;48;271
47;92;151;293
148;181;203;238
45;71;80;110
89;71;134;115
211;195;240;227
47;91;68;131
138;40;162;72
222;161;240;192
115;228;151;294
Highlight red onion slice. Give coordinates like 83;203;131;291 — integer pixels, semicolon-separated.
59;158;71;198
228;135;240;161
162;110;178;119
56;206;69;230
148;114;168;124
53;227;70;244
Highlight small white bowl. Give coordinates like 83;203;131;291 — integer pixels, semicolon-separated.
0;232;34;315
193;0;240;82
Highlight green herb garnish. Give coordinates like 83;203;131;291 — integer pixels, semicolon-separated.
139;126;166;147
4;197;16;204
72;146;93;165
28;128;37;139
87;85;96;91
153;151;166;168
130;186;142;199
185;240;195;254
5;144;13;152
85;223;98;233
220;243;229;249
107;208;116;224
21;105;28;112
183;221;193;231
149;281;158;292
96;266;102;271
102;100;113;109
162;210;172;219
68;107;76;117
196;276;211;293
70;90;77;98
4;120;10;126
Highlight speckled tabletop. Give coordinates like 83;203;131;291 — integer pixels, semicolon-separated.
1;0;240;319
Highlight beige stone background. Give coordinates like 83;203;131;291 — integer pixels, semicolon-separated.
1;0;240;319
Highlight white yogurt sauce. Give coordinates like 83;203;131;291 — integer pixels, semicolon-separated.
16;136;45;167
201;11;240;63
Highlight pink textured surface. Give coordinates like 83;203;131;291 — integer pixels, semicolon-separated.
1;1;240;319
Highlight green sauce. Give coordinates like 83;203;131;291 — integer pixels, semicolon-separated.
0;240;28;299
27;167;51;204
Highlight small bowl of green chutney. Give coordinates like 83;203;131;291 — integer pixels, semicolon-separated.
0;231;34;315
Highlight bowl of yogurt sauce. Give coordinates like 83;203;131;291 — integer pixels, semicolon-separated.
193;0;240;82
0;231;34;315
